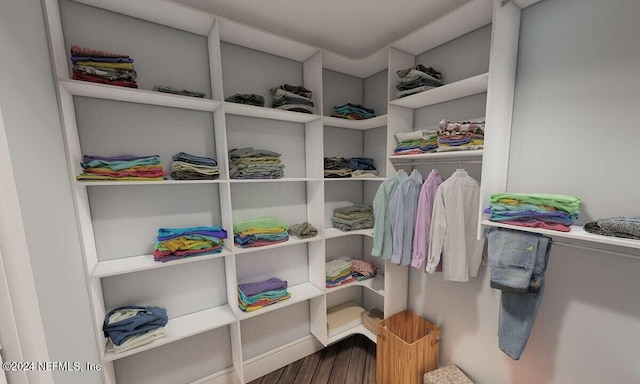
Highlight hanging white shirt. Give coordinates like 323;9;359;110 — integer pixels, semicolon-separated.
426;169;484;281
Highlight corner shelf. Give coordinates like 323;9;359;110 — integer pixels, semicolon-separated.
481;220;640;251
103;304;237;362
223;101;321;123
324;177;385;182
229;178;322;183
325;274;384;296
59;79;222;112
388;73;488;109
91;246;233;278
327;323;377;345
389;149;483;163
324;228;374;239
322;115;387;130
237;282;324;320
233;236;323;254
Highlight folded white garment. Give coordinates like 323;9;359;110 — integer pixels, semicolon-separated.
105;326;168;354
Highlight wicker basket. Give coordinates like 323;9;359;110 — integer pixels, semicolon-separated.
376;310;440;384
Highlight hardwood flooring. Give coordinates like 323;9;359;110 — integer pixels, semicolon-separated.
247;335;376;384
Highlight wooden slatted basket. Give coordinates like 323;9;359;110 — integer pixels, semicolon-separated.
377;310;440;384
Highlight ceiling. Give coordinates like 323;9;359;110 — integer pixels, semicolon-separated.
171;0;474;58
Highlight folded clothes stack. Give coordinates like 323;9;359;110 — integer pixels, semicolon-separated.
331;103;376;120
324;157;351;178
77;154;168;181
153;85;206;98
437;119;485;152
326;259;354;288
153;226;227;263
70;44;137;88
393;130;438;155
229;147;285;179
103;305;168;354
225;93;265;107
331;204;374;232
396;64;443;98
486;193;582;232
233;217;289;248
170;152;219;180
238;277;290;312
350;259;378;281
288;222;318;239
270;84;315;114
349;157;378;178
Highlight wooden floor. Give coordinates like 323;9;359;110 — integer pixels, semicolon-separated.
248;335;376;384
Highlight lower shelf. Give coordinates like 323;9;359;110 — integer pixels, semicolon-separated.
103;304;236;362
237;282;324;320
325;275;384;296
481;220;640;250
328;323;377;345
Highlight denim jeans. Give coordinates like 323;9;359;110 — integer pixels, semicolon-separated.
487;227;551;360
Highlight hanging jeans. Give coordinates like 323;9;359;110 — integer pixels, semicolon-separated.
487;227;551;360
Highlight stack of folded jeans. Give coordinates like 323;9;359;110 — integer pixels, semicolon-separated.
77;154;168;181
153;226;227;263
229;147;284;179
270;84;315;114
487;228;551;360
350;259;378;281
233;217;289;248
152;85;206;98
324;157;351;178
393;130;438;155
170;152;219;180
238;277;290;312
436;119;485;152
331;204;374;232
326;259;354;288
331;103;376;120
103;305;168;354
69;45;137;88
225;93;265;107
350;157;378;177
395;64;443;98
584;217;640;239
486;193;582;232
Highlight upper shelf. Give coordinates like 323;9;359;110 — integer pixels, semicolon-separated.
481;220;640;251
388;73;489;109
60;79;221;112
389;149;484;163
223;102;321;123
322;115;387;130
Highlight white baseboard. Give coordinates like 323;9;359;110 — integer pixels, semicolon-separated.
193;335;325;384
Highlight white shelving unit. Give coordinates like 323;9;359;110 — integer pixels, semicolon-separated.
39;0;510;382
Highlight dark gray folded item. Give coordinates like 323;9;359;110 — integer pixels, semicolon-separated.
288;222;318;239
584;217;640;239
225;93;265;107
153;85;206;98
229;147;282;159
333;204;373;215
170;171;220;180
396;64;442;80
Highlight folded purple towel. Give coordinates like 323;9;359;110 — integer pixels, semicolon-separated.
238;277;288;297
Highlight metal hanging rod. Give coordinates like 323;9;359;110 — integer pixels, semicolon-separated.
392;159;483;166
551;240;640;261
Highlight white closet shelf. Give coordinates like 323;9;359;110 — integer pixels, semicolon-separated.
324;177;386;182
78;179;226;187
327;323;377;345
91;246;233;278
103;304;236;362
388;73;489;109
229;178;322;183
481;220;640;250
322;115;387;130
237;282;324;321
389;149;483;162
325;275;384;296
59;79;222;112
233;236;323;254
223;102;321;123
324;228;374;239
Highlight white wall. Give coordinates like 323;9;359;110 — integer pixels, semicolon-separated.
0;0;101;383
409;0;640;383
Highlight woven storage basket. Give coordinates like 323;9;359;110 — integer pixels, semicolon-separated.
376;310;440;384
